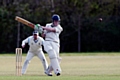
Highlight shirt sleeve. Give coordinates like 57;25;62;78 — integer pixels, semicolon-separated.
21;37;30;47
40;37;44;45
54;25;63;33
43;24;49;34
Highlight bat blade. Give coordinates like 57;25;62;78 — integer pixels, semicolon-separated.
15;16;35;28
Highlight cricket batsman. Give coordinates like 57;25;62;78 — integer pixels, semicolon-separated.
42;14;63;76
21;30;48;75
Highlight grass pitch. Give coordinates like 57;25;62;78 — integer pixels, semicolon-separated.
0;53;120;80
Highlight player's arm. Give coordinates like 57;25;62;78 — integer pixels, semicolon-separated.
43;25;63;33
41;32;45;38
40;37;45;46
41;24;56;38
43;27;56;32
21;37;30;48
54;25;63;33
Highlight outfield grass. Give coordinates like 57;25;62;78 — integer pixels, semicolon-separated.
0;53;120;80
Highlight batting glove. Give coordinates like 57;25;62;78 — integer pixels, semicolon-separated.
34;24;43;34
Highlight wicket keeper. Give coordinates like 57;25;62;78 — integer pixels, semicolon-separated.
21;31;48;75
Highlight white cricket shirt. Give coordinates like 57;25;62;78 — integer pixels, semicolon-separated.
22;36;44;52
44;23;63;43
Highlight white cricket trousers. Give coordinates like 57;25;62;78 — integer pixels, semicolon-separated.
21;50;48;74
43;41;61;74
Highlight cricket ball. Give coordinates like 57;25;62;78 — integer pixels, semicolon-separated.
98;18;102;22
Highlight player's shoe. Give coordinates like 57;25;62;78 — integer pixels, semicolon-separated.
45;72;53;76
22;72;25;75
56;73;60;76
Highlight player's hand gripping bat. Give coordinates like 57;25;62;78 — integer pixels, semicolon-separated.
15;16;43;33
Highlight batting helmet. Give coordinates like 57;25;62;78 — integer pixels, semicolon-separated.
52;14;60;21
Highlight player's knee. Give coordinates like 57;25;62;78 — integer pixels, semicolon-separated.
58;57;62;63
48;49;57;59
24;60;30;64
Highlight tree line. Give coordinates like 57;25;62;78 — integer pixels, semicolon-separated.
0;0;120;53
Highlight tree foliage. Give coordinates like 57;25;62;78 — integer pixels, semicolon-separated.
0;0;120;53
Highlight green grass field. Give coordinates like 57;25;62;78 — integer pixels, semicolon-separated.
0;53;120;80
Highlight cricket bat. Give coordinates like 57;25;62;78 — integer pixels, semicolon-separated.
15;16;35;28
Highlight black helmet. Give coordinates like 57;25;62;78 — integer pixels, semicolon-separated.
52;14;60;21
